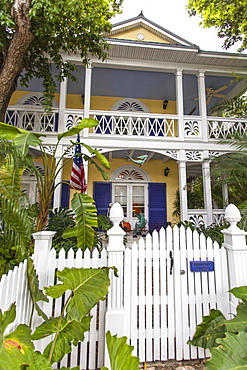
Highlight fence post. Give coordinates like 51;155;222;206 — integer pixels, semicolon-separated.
32;231;56;329
105;203;126;366
222;204;247;313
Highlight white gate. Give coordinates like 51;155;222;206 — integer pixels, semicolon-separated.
124;226;230;363
0;224;231;368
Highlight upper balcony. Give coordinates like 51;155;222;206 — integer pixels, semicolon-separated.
5;106;247;143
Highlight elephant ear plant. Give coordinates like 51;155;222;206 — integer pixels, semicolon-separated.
188;286;247;369
0;258;139;370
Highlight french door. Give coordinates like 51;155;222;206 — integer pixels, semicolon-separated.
113;183;148;227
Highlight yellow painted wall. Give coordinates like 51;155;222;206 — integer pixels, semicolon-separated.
110;26;170;44
10;92;176;115
65;94;176;114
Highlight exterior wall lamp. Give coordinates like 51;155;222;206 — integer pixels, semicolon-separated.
163;100;169;110
164;167;170;176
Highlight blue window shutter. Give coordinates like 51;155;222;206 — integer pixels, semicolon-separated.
61;181;70;208
93;182;112;215
148;183;167;231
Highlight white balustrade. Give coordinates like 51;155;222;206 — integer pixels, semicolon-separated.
5;106;59;132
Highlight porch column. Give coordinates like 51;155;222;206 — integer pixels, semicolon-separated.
178;150;188;221
197;71;208;142
53;144;63;209
176;69;184;141
83;63;93;137
202;151;213;225
58;76;68;133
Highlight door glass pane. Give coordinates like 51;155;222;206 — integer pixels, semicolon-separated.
132;186;144;216
115;185;127;217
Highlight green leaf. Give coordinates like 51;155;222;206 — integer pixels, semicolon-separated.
0;303;16;342
230;286;247;301
81;142;110;169
84;154;109;180
32;316;91;364
27;257;49;321
57;118;99;140
206;332;247;370
188;309;226;349
44;267;110;321
13;132;43;156
104;331;140;370
0;122;23;139
0;323;51;370
62;193;97;250
226;303;247;333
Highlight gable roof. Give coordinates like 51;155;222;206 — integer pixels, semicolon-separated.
109;11;198;49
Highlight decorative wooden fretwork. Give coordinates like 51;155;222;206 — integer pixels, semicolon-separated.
23;163;45;177
189;214;205;228
111;98;150;113
16;92;58;107
186;151;202;161
66;114;83;130
44;146;55;155
165;150;178;159
23;96;46;106
116;169;145;180
63;146;74;158
184;120;200;136
208;151;221;158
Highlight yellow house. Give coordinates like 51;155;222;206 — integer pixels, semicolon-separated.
6;12;247;230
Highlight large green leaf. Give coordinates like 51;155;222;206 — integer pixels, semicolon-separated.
230;286;247;303
44;267;110;321
27;257;49;321
57;118;99;140
13;132;43;156
188;309;226;349
32;316;91;364
0;303;16;348
81;142;110;169
0;122;26;139
206;332;247;370
226;303;247;333
101;331;140;370
62;193;97;250
0;123;45;154
0;323;51;370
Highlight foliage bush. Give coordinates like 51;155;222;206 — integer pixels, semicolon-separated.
188;286;247;369
0;258;139;370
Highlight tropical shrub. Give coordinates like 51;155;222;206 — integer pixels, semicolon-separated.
0;258;139;370
188;286;247;369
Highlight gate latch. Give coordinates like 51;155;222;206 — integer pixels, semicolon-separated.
169;251;174;275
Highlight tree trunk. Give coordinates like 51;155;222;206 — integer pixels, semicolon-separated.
0;0;34;122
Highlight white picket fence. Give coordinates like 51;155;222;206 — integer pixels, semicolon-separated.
1;203;246;369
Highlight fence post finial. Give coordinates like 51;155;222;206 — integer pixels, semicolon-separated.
222;204;247;313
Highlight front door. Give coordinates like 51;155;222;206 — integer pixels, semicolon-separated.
113;183;148;228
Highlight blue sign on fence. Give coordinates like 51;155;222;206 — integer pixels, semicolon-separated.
190;261;214;272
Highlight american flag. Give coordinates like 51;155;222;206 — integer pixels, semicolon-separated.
70;134;87;193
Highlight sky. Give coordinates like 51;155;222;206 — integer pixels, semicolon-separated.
111;0;241;53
